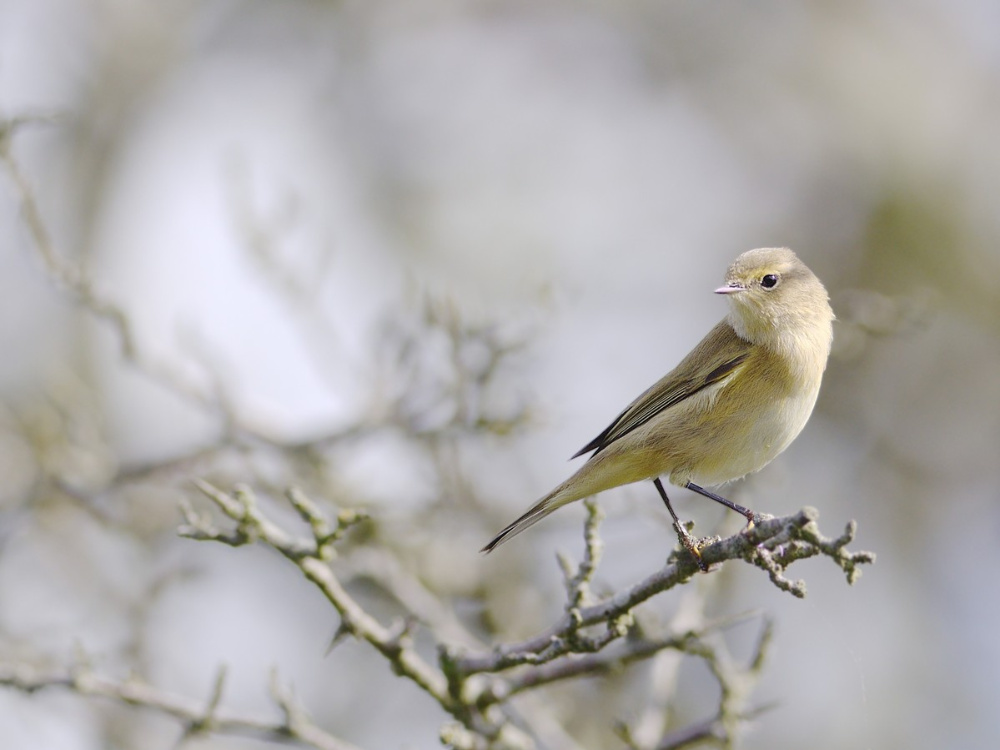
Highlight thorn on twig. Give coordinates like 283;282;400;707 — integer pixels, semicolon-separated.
325;621;353;655
205;665;227;717
183;665;227;736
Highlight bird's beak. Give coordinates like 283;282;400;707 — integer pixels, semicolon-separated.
714;283;745;295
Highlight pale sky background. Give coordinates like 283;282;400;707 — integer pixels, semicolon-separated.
2;1;1000;749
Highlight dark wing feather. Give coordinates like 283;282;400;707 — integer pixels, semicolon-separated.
571;321;751;458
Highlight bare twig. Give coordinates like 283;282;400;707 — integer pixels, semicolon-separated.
180;482;454;711
559;498;604;610
0;661;363;750
455;507;873;677
496;611;762;699
1;127;219;409
614;616;776;750
650;703;776;750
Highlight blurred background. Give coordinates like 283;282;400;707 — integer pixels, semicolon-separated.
2;0;999;748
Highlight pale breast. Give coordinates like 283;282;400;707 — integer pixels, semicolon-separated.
674;354;824;487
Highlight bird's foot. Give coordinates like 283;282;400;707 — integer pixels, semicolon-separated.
672;519;709;572
743;511;772;532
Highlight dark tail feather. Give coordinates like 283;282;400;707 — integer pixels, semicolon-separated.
481;496;561;553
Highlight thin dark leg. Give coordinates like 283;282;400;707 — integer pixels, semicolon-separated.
685;482;758;525
653;478;707;571
653;478;682;523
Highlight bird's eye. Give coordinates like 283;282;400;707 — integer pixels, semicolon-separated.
760;274;779;289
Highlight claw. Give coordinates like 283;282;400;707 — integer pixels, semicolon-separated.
673;520;709;572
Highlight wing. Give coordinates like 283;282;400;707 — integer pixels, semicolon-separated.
571;320;751;458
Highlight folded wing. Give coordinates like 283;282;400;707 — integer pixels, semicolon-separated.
572;321;751;458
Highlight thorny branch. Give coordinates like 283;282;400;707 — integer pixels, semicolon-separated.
452;507;872;681
175;482;872;749
181;482;451;709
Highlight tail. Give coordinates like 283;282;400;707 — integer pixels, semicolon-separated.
482;444;651;553
482;469;596;553
481;492;563;553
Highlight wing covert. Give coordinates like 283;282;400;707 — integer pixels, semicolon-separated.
571;321;750;458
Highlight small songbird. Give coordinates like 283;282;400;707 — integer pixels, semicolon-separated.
483;247;834;554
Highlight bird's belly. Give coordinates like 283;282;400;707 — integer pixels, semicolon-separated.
685;386;820;487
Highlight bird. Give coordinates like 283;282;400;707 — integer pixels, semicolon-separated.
482;247;834;555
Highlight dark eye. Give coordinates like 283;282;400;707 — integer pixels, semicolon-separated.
761;274;779;289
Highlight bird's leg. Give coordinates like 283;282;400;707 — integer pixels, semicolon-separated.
684;482;760;527
653;478;707;571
